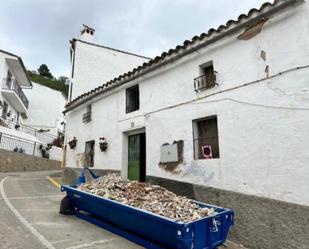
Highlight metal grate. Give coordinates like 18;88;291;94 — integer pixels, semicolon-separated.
0;131;44;157
194;65;217;92
193;116;220;159
82;112;92;123
0;118;57;144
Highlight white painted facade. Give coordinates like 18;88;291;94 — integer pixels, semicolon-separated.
23;82;66;136
69;36;149;100
65;1;309;206
0;50;62;161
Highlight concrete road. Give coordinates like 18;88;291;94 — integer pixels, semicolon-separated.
0;171;245;249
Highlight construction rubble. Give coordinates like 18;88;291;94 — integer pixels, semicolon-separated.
78;173;216;223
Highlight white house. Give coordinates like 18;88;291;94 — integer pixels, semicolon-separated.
0;50;62;161
23;82;66;137
68;24;150;101
0;49;32;124
63;1;309;248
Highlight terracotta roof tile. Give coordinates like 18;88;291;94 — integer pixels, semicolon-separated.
65;0;300;112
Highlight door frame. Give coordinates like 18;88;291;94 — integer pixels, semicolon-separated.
122;127;146;180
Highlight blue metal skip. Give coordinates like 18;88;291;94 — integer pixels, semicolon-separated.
61;184;234;249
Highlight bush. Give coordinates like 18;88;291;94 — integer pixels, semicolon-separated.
28;71;69;98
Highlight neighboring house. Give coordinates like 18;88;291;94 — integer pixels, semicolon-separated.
64;1;309;248
68;24;150;101
0;49;32;124
0;50;62;161
23;82;66;137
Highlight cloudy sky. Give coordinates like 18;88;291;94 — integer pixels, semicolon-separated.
0;0;266;78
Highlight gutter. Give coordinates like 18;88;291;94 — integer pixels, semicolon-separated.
64;0;302;114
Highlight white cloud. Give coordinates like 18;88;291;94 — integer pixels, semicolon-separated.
0;0;266;77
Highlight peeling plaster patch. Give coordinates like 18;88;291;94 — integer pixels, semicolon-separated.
261;50;267;61
159;140;183;174
266;82;309;102
265;65;270;78
181;161;215;184
238;18;269;40
75;153;85;168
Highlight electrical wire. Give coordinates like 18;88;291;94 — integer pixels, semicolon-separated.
118;64;309;122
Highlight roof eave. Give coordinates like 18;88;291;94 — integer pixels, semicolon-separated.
64;0;303;114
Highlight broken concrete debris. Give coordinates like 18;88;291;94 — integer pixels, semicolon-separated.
78;173;216;223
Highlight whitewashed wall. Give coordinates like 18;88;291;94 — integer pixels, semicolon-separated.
71;40;149;100
66;2;309;206
23;82;66;136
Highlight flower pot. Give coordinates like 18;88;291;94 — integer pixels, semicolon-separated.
99;142;108;152
68;139;77;149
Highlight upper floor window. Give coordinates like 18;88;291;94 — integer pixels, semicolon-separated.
193;115;220;160
126;85;139;113
82;104;92;123
194;62;217;92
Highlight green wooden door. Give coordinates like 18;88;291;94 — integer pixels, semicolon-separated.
128;133;146;181
128;134;140;181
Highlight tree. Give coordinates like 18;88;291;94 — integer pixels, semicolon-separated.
38;64;53;79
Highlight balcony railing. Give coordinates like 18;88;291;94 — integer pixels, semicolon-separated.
0;118;57;144
2;78;29;109
193;74;217;92
82;112;92;123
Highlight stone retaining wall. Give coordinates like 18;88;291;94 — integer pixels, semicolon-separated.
0;149;61;172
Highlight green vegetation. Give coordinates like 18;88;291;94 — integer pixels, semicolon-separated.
38;64;53;79
28;64;69;98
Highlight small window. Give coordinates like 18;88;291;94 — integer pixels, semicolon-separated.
82;104;92;123
194;62;216;92
85;140;95;167
126;85;139;113
86;104;91;113
193;116;219;159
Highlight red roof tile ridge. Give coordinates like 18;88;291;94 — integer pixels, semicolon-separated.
65;0;297;111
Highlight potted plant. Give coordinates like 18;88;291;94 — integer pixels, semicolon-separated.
99;137;108;152
68;137;77;149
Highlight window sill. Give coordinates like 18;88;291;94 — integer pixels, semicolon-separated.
126;109;140;114
195;84;218;93
194;158;220;162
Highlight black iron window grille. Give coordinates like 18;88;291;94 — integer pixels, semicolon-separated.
193;116;220;160
194;64;217;92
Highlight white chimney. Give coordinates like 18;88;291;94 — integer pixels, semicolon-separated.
80;24;95;42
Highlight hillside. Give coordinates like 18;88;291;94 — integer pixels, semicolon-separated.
28;71;69;98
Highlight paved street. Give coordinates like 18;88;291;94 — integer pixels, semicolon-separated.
0;171;244;249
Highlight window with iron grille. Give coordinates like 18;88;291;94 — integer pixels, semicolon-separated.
126;85;139;113
194;62;216;92
82;104;92;123
193;116;220;159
